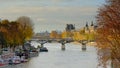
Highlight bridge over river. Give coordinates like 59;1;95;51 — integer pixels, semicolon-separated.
1;42;111;68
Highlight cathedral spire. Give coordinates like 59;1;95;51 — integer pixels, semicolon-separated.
86;22;88;27
91;21;94;26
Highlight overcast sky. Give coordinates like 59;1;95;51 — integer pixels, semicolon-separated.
0;0;105;33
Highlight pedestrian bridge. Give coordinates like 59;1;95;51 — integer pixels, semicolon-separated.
29;39;90;46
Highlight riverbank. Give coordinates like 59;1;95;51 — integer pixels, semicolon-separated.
0;42;101;68
11;43;98;68
87;42;97;46
0;42;40;67
71;41;97;46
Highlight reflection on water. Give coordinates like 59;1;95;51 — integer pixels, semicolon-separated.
1;42;98;68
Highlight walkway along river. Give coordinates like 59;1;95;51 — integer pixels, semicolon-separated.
1;42;100;68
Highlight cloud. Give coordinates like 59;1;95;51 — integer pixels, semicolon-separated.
0;0;104;32
51;0;74;2
0;6;97;15
0;6;97;26
36;18;46;22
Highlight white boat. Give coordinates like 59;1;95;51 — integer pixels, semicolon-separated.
20;56;29;63
0;59;7;67
12;56;21;64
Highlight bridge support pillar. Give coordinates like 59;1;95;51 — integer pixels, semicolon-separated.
61;44;65;50
41;43;44;48
82;45;86;51
82;42;86;51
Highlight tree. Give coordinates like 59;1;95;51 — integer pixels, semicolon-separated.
8;21;23;47
0;17;34;52
0;20;22;48
96;0;120;68
0;20;10;48
16;16;34;44
50;31;57;39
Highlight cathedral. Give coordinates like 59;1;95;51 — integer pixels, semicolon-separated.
84;21;95;33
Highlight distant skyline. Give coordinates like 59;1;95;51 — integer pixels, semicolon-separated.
0;0;105;33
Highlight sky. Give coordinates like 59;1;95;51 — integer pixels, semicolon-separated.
0;0;105;33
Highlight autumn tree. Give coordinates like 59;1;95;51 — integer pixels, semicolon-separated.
50;31;58;39
0;16;34;49
0;20;25;48
0;20;9;48
96;0;120;68
16;16;34;44
8;21;23;47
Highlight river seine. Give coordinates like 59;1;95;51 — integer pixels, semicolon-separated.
2;42;100;68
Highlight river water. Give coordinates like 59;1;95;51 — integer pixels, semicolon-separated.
2;42;100;68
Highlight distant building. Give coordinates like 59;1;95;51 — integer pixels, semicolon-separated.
33;31;50;40
89;21;94;32
66;24;75;31
60;24;75;40
85;22;89;33
84;21;95;33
